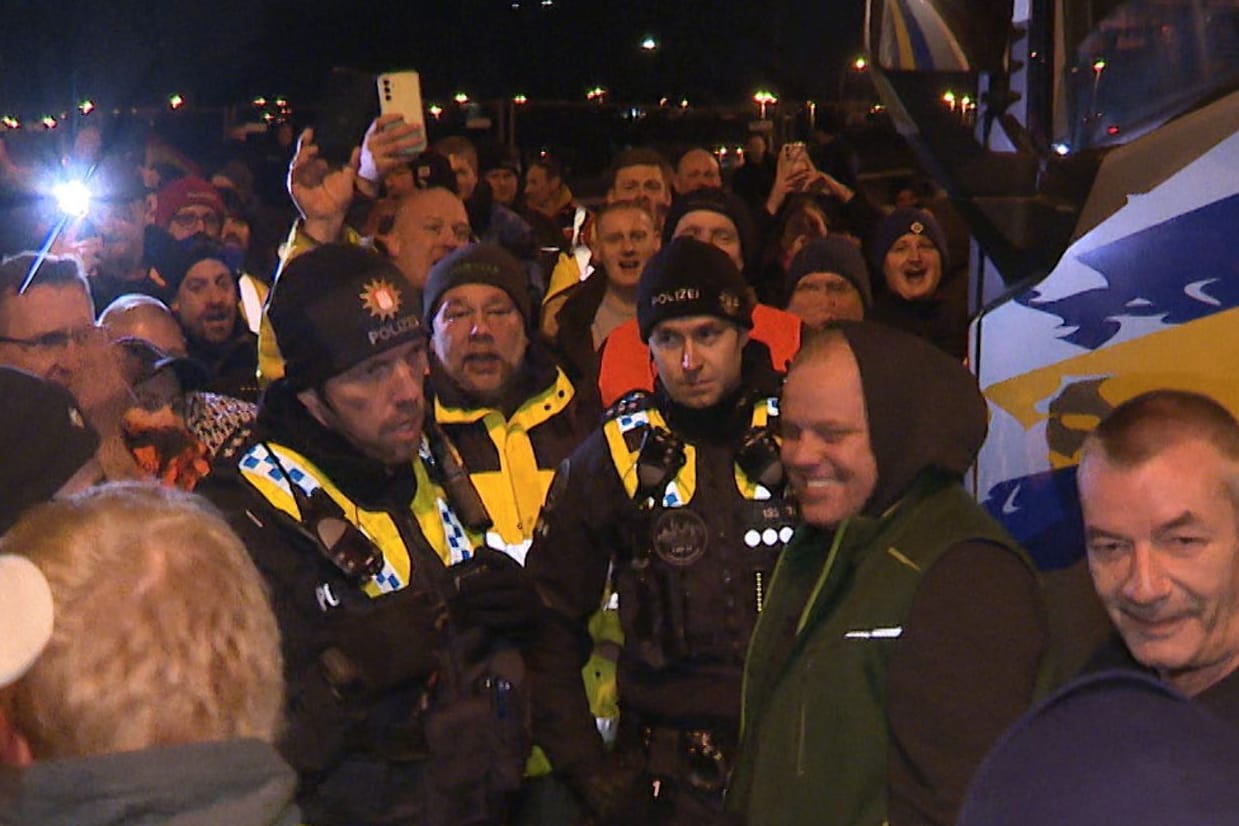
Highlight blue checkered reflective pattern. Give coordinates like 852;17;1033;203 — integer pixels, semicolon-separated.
616;410;650;433
437;498;473;565
241;443;406;592
662;481;683;508
240;443;317;497
370;560;404;594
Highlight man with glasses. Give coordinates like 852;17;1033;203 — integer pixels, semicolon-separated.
0;252;133;427
153;176;226;240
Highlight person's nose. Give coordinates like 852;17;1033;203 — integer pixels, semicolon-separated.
389;358;424;405
1122;543;1172;605
681;339;701;371
469;310;494;339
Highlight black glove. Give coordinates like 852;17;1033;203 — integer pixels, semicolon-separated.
319;585;443;698
447;547;543;638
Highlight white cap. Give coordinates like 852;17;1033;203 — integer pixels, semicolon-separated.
0;555;54;688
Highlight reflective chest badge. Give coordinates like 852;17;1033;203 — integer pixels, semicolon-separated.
652;508;709;567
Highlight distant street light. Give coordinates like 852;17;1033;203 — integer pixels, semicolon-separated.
586;86;607;103
513;94;528;105
428;104;444;119
753;89;778;119
78;100;94;116
853;56;868;71
168;93;185;110
640;36;658;51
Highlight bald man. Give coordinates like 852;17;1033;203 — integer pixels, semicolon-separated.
99;294;188;357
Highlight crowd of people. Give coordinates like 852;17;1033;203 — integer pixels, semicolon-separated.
1;107;1238;826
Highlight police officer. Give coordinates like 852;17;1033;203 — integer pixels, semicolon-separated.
198;243;540;826
525;237;797;822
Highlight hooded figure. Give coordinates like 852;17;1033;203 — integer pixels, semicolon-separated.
728;321;1050;826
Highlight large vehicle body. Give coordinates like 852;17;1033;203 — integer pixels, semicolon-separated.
864;0;1239;569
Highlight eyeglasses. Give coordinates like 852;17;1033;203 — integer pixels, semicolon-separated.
0;324;103;354
421;219;473;243
170;208;223;234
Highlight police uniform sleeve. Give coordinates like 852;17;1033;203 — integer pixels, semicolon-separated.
885;540;1048;826
524;435;628;779
195;469;438;776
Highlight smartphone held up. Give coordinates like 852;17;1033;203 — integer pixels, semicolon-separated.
377;71;428;158
313;67;429;167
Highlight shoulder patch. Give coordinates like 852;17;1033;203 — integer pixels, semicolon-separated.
604;389;655;422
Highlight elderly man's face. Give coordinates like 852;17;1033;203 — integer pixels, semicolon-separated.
431;283;528;405
0;284;100;390
1080;437;1239;696
779;341;878;529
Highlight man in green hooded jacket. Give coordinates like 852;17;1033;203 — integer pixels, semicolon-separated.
728;323;1050;826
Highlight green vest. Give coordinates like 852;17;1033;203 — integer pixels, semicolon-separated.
728;477;1041;826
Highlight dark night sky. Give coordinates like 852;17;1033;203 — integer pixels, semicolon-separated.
0;0;865;113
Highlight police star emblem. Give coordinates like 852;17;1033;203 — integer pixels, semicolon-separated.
719;290;741;317
359;279;402;321
910;220;925;235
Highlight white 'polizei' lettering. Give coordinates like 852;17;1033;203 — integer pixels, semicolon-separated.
651;287;700;306
368;314;419;346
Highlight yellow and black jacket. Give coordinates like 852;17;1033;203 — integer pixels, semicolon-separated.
429;342;599;559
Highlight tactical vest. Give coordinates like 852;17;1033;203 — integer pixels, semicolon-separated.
237;438;528;825
601;393;797;671
237;438;483;596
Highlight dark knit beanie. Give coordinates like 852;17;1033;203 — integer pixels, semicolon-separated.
637;237;754;341
867;207;949;274
662;187;757;268
0;368;100;533
786;237;873;309
268;244;424;389
422;243;531;326
143;228;242;303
